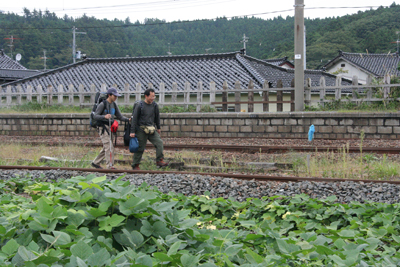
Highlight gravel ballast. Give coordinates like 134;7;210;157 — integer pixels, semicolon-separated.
1;169;399;204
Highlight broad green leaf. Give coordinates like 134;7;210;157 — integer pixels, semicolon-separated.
98;214;125;232
119;197;148;216
92;176;107;184
392;235;400;243
315;245;335;255
154;201;178;212
153;221;172;238
338;229;356;238
329;255;347;266
17;246;37;261
32;255;60;265
2;239;19;256
66;212;85;228
37;197;54;218
224;244;243;256
70;241;93;260
181;254;200;267
179;219;199;229
52;206;68;219
167;241;182;256
245;247;264;264
76;256;89;267
244;234;264;241
52;231;71;246
276;238;300;254
153;252;173;262
40;233;56;244
87;207;107;218
136;255;152;267
87;248;111;267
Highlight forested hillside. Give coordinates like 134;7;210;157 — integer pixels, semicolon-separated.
0;3;399;70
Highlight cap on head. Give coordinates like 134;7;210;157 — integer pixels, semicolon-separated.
107;87;121;97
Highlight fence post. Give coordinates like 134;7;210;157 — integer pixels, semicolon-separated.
248;80;254;112
16;85;22;105
263;81;269;112
305;78;311;105
290;78;295;111
234;81;241;112
222;81;228;112
89;84;95;105
37;85;43;104
184;81;190;109
26;85;32;103
210;81;216;109
277;80;283;112
58;84;64;104
384;73;390;100
101;83;107;92
124;83;130;106
352;75;358;101
79;84;84;106
172;82;178;103
68;84;74;105
196;81;203;112
366;75;372;103
335;75;342;100
6;86;12;106
47;85;53;105
319;76;326;108
135;83;142;102
159;82;165;108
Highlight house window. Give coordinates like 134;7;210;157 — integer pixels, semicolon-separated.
341;63;345;67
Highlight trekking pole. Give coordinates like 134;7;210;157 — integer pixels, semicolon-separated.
109;117;113;167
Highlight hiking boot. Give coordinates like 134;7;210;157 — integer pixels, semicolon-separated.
132;164;140;170
91;162;103;169
156;159;169;167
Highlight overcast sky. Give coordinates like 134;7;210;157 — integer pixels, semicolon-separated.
2;0;398;22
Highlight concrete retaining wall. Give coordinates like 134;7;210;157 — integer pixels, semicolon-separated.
0;112;399;139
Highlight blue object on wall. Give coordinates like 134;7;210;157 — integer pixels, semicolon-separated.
308;124;315;141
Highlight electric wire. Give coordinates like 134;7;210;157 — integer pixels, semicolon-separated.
0;5;392;31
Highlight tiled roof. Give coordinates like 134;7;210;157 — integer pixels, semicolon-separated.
0;53;27;70
323;51;400;77
1;52;351;93
243;55;352;90
0;69;40;80
262;57;294;68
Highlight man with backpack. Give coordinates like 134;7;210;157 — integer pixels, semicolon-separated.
91;87;130;169
130;88;168;170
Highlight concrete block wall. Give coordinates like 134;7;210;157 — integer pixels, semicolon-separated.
0;112;399;139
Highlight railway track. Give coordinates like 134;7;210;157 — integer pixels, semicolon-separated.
8;141;400;154
1;165;399;184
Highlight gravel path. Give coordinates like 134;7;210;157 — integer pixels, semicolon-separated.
1;169;399;204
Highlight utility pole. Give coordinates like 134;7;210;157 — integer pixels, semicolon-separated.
72;26;86;63
4;35;21;58
41;50;47;70
294;0;305;111
240;34;249;55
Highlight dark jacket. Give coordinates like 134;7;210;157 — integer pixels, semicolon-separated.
130;101;160;133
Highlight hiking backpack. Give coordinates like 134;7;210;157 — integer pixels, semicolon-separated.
89;92;108;128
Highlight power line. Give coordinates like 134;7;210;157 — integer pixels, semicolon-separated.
0;5;392;31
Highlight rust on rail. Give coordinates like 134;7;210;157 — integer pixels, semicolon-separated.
1;165;399;185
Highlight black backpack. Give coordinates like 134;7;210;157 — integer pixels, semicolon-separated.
90;92;108;128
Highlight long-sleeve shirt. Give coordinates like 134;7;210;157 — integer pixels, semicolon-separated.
93;100;129;124
130;101;160;133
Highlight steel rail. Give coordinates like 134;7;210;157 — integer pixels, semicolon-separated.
9;141;400;154
1;165;399;184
